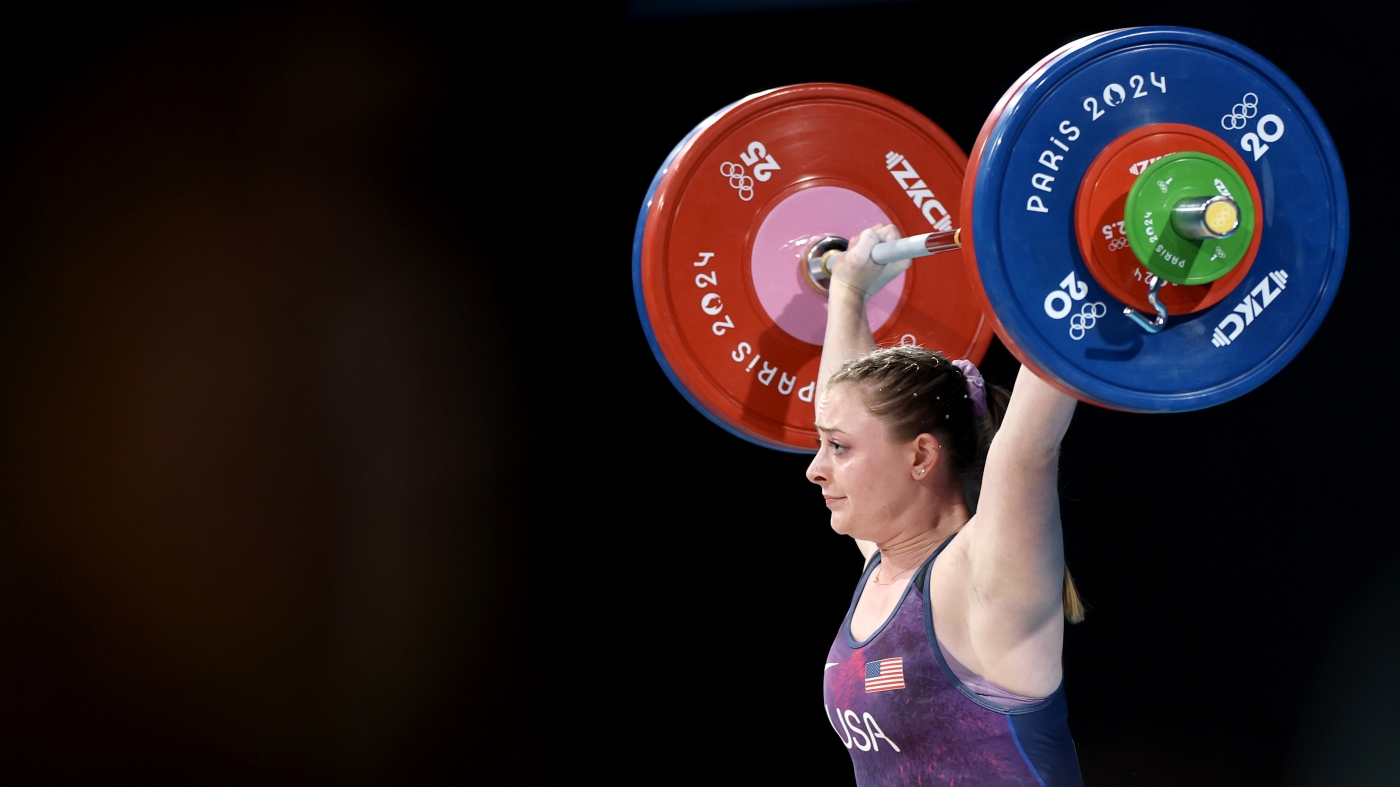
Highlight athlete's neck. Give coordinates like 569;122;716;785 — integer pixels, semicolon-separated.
875;499;969;574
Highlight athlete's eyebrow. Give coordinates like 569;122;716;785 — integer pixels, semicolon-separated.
814;423;840;434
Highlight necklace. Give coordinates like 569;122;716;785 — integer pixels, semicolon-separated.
872;537;948;585
872;560;920;586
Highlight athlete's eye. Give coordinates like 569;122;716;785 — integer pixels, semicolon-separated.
831;441;846;455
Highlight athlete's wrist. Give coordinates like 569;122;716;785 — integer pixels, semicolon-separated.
829;278;873;305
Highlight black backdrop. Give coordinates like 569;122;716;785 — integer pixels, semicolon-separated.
0;1;1395;784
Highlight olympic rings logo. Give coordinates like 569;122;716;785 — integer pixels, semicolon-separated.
1068;302;1107;341
1106;236;1130;252
1221;93;1259;131
719;161;754;202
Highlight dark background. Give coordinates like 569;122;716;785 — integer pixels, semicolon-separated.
0;1;1393;784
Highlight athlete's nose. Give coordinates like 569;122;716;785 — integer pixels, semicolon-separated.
806;448;828;485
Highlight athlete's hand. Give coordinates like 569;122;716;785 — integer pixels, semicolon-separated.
828;224;910;301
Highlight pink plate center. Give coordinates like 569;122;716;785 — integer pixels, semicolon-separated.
750;186;905;345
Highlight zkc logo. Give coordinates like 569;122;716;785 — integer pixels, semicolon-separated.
885;152;953;232
1212;270;1288;347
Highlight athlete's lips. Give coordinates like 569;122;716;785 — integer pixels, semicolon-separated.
824;495;846;507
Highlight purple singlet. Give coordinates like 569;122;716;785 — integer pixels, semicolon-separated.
822;537;1083;786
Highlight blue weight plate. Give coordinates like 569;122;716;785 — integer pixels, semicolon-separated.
966;27;1348;412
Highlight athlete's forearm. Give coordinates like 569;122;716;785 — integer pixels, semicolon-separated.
994;366;1077;462
815;284;875;416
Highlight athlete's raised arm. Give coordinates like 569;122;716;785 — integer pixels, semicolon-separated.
814;224;909;412
960;366;1077;684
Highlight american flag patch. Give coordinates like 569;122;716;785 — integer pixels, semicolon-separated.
864;658;905;692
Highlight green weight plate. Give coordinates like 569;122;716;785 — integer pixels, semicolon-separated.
1125;151;1255;285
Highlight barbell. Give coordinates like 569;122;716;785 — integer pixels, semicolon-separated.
632;27;1348;453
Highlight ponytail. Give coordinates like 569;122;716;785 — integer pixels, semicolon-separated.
1063;565;1085;624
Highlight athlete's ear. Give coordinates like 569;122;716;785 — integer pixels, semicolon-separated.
912;433;940;480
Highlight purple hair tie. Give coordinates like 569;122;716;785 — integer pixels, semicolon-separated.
951;359;988;418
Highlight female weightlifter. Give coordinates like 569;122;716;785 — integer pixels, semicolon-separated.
814;224;1085;786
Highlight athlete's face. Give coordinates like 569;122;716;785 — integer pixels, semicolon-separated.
806;383;924;540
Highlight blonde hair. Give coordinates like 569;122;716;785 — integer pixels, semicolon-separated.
1063;566;1085;624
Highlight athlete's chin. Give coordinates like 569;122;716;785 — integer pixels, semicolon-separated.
828;512;859;537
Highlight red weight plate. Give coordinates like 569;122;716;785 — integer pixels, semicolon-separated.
638;84;991;452
1074;123;1263;314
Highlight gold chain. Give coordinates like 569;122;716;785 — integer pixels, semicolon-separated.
872;560;920;586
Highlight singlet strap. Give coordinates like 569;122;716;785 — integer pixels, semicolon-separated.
913;531;958;594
